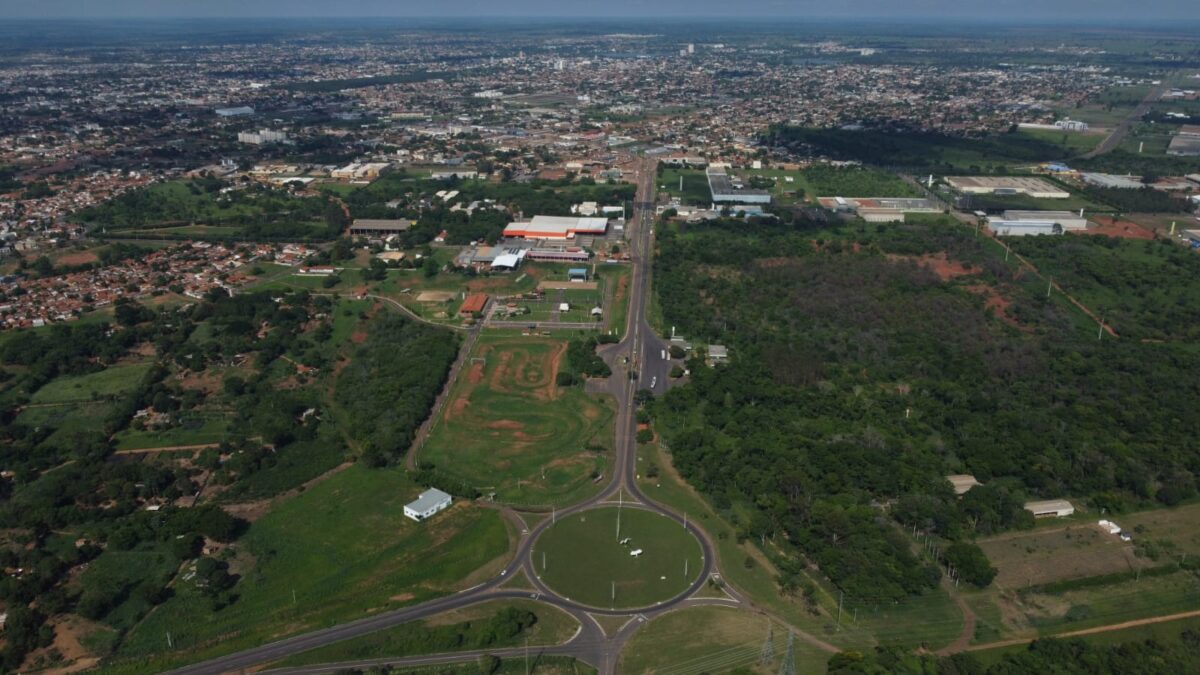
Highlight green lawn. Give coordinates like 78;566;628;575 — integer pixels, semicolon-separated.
112;415;232;450
619;605;832;675
30;362;153;404
101;465;513;674
801;165;923;198
1012;128;1104;156
532;507;702;609
658;168;711;205
272;599;579;668
420;334;614;506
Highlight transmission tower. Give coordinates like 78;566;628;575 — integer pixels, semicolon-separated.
758;622;775;665
777;632;797;675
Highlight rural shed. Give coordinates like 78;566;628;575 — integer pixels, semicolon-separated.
404;488;452;522
1024;499;1075;519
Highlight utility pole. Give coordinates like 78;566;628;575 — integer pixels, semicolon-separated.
684;558;688;578
759;622;775;665
166;632;173;649
1098;318;1105;341
837;591;844;631
1047;278;1053;298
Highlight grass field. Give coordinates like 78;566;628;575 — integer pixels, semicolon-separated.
272;599;580;668
15;401;116;449
801;165;923;198
421;334;614;505
1011;128;1105;156
111;415;231;450
978;523;1145;590
30;361;153;404
102;465;513;674
619;606;832;675
658;168;711;205
532;507;702;609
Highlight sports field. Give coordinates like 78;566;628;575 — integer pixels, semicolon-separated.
421;334;614;505
532;507;702;609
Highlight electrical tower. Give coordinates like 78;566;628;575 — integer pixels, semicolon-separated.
758;622;775;665
778;632;797;675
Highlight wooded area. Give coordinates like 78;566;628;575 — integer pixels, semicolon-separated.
651;217;1200;601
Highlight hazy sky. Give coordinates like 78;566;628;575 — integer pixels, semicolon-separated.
2;0;1195;21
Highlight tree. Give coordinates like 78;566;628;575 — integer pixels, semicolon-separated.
423;256;440;278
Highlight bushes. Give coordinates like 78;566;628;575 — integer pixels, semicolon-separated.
563;338;611;380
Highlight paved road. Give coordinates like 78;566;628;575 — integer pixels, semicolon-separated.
1082;84;1166;158
164;158;760;675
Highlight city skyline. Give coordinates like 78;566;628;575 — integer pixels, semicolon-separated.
4;0;1199;21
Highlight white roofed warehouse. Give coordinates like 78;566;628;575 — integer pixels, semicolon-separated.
404;488;453;522
503;215;609;240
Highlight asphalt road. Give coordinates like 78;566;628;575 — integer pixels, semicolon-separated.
164;159;739;675
1082;83;1167;158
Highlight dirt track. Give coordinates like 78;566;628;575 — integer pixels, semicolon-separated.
964;608;1200;653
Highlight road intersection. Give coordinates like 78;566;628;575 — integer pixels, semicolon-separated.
167;159;762;675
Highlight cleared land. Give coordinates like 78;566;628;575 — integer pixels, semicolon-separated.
421;334;614;505
101;466;513;674
533;507;702;609
30;361;153;404
979;524;1144;590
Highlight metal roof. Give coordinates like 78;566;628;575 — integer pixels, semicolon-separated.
406;488;452;513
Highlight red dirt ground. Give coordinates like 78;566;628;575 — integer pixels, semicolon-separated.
965;284;1020;328
888;252;976;281
54;251;100;266
1079;216;1155;240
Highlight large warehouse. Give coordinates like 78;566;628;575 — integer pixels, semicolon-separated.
706;166;772;205
987;209;1088;236
503;215;609;240
945;176;1070;199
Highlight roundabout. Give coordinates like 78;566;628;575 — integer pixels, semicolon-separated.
531;506;704;609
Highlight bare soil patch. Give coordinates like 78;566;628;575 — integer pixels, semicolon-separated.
1080;215;1156;240
889;252;976;281
56;251;100;267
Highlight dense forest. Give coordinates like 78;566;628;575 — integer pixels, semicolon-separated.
761;126;1072;172
335;314;459;466
651;217;1200;600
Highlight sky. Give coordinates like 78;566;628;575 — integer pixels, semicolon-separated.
1;0;1195;22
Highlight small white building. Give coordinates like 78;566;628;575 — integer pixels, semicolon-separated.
1025;499;1075;519
404;488;453;522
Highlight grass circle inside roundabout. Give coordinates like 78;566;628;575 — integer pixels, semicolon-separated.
532;506;704;609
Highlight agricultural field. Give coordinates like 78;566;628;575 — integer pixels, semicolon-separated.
420;334;615;505
272;599;579;668
533;507;702;608
618;606;831;675
1056;84;1153;127
101;466;513;674
737;168;815;205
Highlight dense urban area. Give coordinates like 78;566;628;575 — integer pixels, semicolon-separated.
1;16;1200;675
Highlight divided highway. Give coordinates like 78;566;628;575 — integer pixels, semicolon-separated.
166;159;745;675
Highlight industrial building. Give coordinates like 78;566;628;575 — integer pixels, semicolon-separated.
706;166;772;205
348;219;412;237
331;162;393;180
503;215;609;240
987;209;1087;236
1017;118;1089;132
404;488;452;521
237;129;289;145
945;176;1070;199
819;197;940;222
1024;499;1075;519
214;106;255;117
1081;173;1147;190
